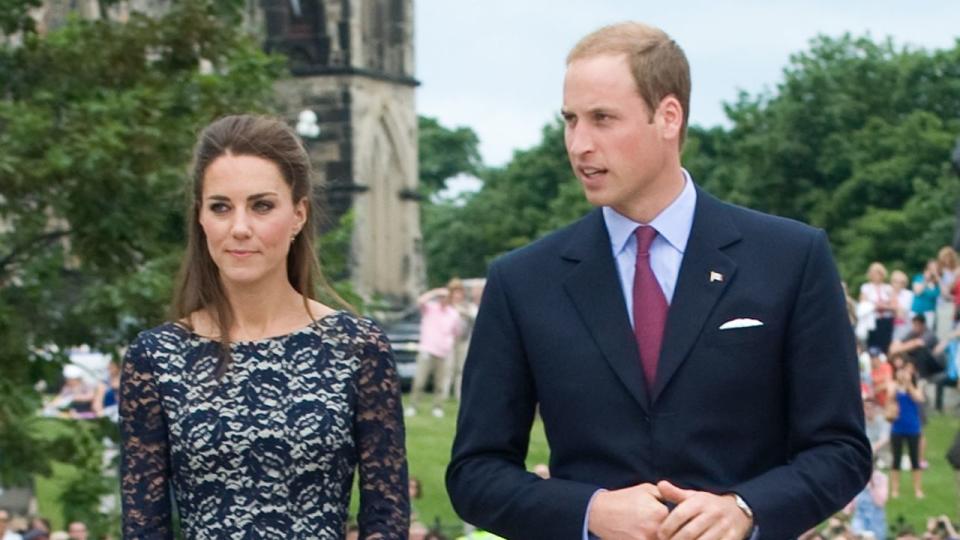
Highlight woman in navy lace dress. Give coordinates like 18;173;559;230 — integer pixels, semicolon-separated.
119;115;409;539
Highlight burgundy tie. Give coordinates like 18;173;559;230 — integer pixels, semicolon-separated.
633;226;668;390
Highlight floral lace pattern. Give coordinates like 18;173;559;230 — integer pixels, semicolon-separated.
120;312;409;539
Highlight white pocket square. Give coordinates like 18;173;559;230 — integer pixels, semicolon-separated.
718;318;764;330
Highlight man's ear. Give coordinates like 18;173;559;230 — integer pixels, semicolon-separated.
656;95;683;143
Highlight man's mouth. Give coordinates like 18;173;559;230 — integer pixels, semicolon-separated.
579;166;607;179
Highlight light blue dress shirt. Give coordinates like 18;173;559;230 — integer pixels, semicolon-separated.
602;170;697;328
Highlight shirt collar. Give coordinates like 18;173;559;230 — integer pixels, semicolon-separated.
602;169;697;255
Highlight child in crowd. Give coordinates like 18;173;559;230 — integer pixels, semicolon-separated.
849;459;888;540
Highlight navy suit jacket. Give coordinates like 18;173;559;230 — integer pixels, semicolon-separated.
446;188;871;539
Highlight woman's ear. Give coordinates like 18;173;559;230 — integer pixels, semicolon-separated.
294;197;308;232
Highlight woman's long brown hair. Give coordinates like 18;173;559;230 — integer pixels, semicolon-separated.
170;114;349;374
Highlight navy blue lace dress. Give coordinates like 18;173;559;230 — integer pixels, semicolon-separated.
119;312;409;539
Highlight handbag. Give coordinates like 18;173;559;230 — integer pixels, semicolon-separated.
884;399;899;422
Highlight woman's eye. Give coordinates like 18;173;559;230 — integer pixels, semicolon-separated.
209;202;229;214
253;200;274;213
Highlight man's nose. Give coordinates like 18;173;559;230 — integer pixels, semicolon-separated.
566;125;594;156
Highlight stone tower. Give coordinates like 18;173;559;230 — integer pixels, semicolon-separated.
264;0;423;309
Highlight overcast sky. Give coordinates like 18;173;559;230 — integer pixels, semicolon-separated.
415;1;960;167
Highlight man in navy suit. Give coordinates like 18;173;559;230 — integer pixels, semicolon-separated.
446;21;871;539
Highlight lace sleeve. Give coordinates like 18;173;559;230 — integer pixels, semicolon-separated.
119;332;174;539
355;319;410;539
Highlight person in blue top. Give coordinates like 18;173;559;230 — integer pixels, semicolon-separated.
912;260;940;328
889;361;925;499
933;325;960;412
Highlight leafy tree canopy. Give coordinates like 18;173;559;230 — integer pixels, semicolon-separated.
417;115;482;195
692;34;960;282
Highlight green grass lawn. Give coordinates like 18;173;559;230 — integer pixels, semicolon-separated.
32;401;960;535
885;413;959;532
34;461;84;531
402;402;960;535
398;400;549;535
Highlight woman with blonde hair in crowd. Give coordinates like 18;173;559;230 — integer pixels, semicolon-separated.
890;270;914;342
860;262;895;354
119;115;409;538
936;246;958;342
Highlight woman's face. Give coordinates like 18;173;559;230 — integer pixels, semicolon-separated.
939;248;956;269
891;355;905;370
199;154;306;290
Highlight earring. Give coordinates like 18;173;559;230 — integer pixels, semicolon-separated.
290;232;298;244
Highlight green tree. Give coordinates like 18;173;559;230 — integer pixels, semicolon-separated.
0;0;282;530
417;115;482;195
417;116;486;285
422;119;588;285
701;34;960;283
0;0;40;34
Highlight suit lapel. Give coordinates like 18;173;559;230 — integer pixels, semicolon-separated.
652;189;741;402
562;210;651;412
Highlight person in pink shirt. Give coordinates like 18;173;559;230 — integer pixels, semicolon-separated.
407;280;464;418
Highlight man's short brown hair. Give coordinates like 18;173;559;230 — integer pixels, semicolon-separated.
567;22;691;147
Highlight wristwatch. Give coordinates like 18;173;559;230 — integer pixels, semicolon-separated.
732;493;754;519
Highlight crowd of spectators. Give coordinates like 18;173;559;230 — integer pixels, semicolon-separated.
0;508;92;540
405;279;481;419
801;513;960;539
40;351;119;423
826;246;960;539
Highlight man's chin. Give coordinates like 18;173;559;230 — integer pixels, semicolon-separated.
582;189;611;208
